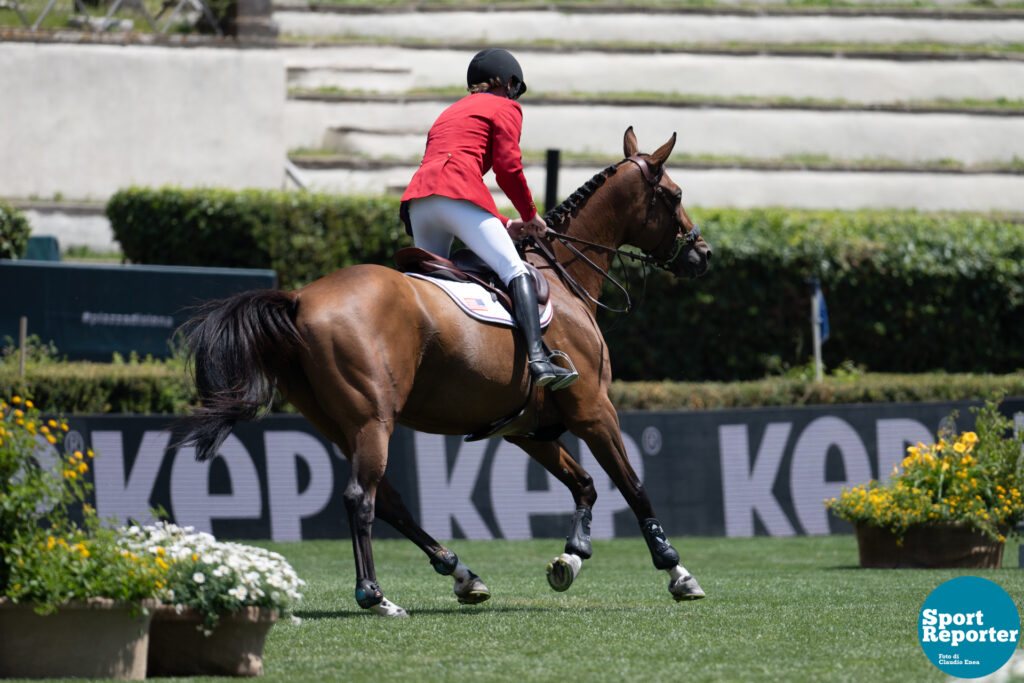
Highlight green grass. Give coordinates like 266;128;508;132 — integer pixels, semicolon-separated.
281;32;1024;56
290;87;1024;114
289;147;1024;174
235;536;1024;682
294;0;1024;12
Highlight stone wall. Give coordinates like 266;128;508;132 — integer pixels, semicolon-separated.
0;41;284;202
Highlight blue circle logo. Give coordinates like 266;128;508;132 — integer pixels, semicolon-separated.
919;576;1020;678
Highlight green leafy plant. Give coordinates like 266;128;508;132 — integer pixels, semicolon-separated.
0;395;163;613
827;398;1024;542
0;202;30;259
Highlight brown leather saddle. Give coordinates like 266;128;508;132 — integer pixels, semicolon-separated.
395;247;549;314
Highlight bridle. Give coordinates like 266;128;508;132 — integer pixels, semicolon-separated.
531;155;701;314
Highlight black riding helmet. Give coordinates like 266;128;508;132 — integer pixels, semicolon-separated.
467;48;527;100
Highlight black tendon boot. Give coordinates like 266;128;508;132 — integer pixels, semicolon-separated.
509;274;578;389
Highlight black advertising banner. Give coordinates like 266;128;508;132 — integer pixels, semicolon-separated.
61;399;1024;542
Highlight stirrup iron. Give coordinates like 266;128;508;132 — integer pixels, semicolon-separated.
545;350;579;390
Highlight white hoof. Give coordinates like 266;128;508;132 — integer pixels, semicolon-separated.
546;553;582;592
453;562;491;604
668;565;706;601
369;597;409;617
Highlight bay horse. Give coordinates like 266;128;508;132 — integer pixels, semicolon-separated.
178;127;712;617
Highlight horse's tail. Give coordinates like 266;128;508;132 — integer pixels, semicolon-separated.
176;289;305;462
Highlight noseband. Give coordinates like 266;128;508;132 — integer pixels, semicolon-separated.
533;155;701;314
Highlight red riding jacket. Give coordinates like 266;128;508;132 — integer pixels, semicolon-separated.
400;93;537;230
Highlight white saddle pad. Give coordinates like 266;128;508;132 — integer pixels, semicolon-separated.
407;272;553;328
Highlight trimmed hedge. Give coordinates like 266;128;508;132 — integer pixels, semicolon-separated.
2;362;1022;414
599;208;1024;380
106;187;410;290
0;361;194;415
106;189;1024;380
0;202;30;259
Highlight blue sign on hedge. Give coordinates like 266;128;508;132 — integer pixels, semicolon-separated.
0;260;276;360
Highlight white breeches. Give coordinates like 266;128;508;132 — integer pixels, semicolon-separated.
407;195;529;286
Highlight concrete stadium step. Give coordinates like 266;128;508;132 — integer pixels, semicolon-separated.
274;5;1024;46
287;64;414;92
273;5;1024;214
286;96;1024;167
287;159;1024;213
281;45;1024;105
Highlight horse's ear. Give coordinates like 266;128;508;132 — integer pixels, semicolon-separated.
623;126;638;157
650;132;677;167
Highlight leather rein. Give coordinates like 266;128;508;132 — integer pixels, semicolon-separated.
530;155;701;314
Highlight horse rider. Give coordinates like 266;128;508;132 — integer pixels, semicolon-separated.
400;48;578;390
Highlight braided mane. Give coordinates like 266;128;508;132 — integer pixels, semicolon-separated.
543;163;619;231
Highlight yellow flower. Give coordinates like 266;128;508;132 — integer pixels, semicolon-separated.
45;536;56;551
953;442;966;454
25;400;33;409
47;419;57;429
11;396;21;404
76;461;88;475
964;431;978;444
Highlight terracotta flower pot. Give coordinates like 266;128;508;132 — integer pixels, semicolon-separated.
855;521;1006;569
148;604;279;677
0;597;157;679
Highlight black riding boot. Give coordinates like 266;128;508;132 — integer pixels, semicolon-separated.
509;273;578;390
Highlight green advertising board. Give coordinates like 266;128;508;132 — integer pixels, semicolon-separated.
0;260;276;360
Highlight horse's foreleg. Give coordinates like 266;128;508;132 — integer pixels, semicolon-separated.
375;478;490;605
575;413;706;602
505;436;597;592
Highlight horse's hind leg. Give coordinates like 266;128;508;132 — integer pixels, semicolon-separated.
341;424;412;617
279;370;490;609
505;436;597;592
375;478;491;605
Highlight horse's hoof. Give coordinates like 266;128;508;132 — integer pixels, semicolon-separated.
369;597;409;617
546;553;582;592
454;577;491;605
669;573;706;601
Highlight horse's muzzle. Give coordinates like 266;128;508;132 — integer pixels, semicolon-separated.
674;239;711;278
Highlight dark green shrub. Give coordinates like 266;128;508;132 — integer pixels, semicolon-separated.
600;208;1024;380
0;203;30;259
106;188;410;290
107;188;1024;381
